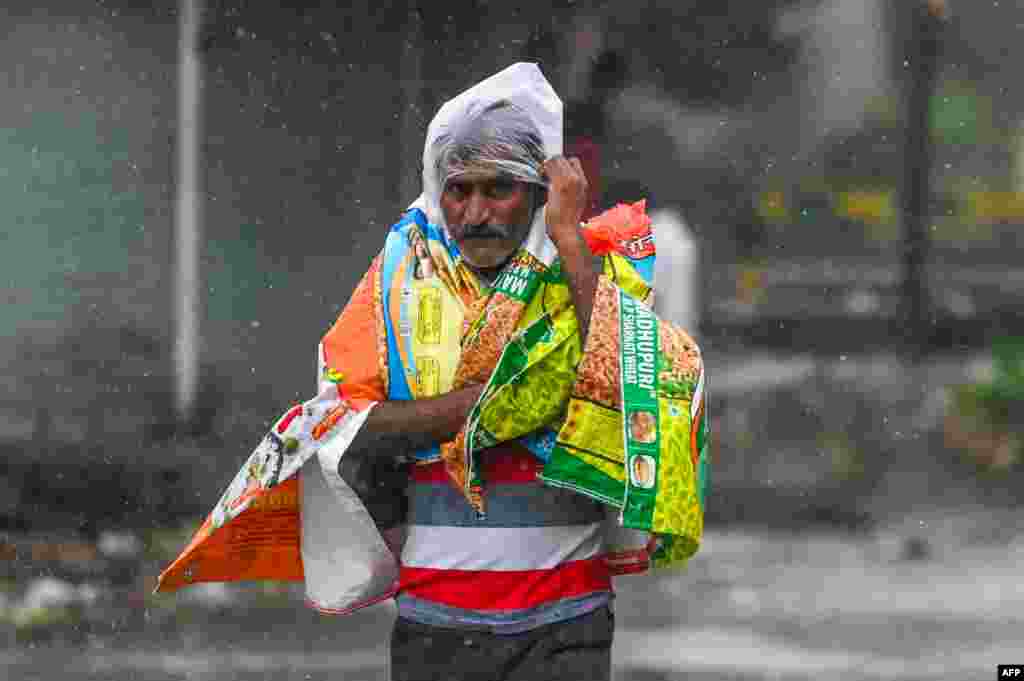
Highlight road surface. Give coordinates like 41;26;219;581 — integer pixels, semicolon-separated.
3;523;1021;680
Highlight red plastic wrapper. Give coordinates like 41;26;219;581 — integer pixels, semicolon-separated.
581;200;653;258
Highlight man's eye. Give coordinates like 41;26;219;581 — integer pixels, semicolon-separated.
446;183;468;199
487;181;517;198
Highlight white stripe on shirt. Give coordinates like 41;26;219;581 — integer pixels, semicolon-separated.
400;522;605;571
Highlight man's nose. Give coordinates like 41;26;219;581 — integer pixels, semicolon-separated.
464;191;490;225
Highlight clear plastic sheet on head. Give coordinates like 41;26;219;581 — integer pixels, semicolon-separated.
431;100;548;194
412;63;563;232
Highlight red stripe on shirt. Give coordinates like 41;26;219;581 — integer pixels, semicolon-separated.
412;444;541;485
398;557;611;611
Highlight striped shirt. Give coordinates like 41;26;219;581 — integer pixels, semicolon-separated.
395;443;614;634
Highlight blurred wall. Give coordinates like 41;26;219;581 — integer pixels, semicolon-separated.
0;2;581;486
3;1;1023;526
2;7;176;449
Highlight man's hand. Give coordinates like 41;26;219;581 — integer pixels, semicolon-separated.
542;156;599;345
543;156;589;244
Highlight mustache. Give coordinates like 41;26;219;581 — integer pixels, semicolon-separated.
456;224;512;239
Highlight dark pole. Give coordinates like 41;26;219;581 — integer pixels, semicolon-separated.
901;0;947;357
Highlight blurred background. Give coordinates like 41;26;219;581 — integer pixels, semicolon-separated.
2;1;1022;679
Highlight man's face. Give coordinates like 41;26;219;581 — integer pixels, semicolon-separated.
441;170;536;271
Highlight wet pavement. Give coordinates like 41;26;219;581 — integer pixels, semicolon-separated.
3;517;1021;680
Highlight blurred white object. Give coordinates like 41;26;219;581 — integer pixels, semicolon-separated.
180;582;235;607
942;290;976;319
844;288;881;317
777;0;891;149
98;531;143;560
651;207;700;331
22;577;79;611
174;0;203;422
609;85;729;159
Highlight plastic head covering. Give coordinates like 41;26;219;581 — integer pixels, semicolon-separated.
413;63;563;235
432;101;547;194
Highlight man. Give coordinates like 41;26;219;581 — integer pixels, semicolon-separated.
157;63;709;681
339;67;613;680
334;62;709;681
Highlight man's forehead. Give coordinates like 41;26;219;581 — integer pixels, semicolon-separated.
446;166;519;183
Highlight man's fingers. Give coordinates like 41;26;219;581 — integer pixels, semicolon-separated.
544;155;586;187
543;156;588;238
544;155;575;171
569;157;587;188
543;156;569;179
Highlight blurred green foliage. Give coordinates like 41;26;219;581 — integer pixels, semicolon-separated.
947;337;1024;471
971;337;1024;427
991;338;1024;397
820;431;866;480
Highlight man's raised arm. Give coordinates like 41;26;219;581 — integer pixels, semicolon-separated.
543;156;599;346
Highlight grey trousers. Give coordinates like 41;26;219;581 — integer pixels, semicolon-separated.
388;605;614;681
